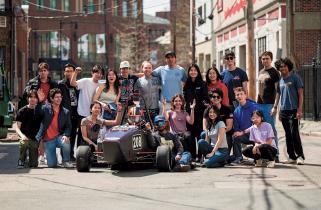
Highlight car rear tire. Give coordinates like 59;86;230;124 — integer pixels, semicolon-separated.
0;127;8;139
76;146;92;172
156;145;172;172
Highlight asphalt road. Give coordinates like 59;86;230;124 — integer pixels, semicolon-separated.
1;135;321;210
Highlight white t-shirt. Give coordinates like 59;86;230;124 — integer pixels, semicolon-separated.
77;78;99;117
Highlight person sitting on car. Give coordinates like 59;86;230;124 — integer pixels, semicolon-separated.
80;101;123;152
145;115;192;172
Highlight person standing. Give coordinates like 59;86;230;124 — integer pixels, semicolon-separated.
58;63;79;160
273;58;305;165
134;61;161;124
16;90;43;168
257;51;280;161
221;51;248;109
152;51;187;111
70;65;104;145
23;62;58;105
205;67;229;106
183;64;208;157
35;88;72;168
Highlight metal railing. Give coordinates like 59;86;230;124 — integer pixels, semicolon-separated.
297;59;321;121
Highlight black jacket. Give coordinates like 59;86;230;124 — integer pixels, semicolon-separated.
58;78;79;116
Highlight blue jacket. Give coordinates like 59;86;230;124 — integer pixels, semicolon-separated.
36;104;71;142
233;99;258;132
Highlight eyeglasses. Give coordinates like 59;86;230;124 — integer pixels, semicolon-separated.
209;95;221;99
225;57;234;60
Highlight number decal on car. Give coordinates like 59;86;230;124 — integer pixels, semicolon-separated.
132;135;142;150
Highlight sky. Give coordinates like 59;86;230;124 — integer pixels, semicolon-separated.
143;0;170;16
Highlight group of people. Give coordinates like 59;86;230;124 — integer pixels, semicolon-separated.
16;50;305;172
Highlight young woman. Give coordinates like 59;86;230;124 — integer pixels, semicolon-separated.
183;64;208;158
93;69;120;120
198;105;229;168
205;67;229;106
242;110;277;168
162;94;195;157
81;101;122;152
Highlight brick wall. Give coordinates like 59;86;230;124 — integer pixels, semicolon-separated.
295;30;321;65
295;0;321;12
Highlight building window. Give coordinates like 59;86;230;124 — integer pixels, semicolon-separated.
38;31;70;59
113;0;118;16
203;3;206;22
78;33;105;62
122;0;128;17
197;6;203;26
37;0;45;10
258;36;266;57
0;46;5;64
98;0;104;14
50;0;57;9
88;0;94;13
76;0;83;13
0;0;5;11
62;0;70;12
132;0;138;18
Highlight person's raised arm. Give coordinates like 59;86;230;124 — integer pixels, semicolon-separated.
161;97;169;120
103;103;123;126
186;99;196;124
70;67;81;87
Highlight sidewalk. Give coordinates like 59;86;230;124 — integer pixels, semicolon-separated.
1;120;320;143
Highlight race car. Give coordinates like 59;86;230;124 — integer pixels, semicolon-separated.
75;95;173;172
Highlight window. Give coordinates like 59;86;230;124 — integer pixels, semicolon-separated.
75;0;83;13
0;0;5;11
98;0;104;14
113;0;118;16
37;0;44;10
132;0;138;18
197;6;203;26
77;33;105;62
88;0;94;13
203;3;206;22
122;0;128;17
62;0;70;12
0;47;5;64
38;31;70;59
258;36;266;57
50;0;57;9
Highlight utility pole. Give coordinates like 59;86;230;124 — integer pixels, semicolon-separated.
191;0;196;64
246;0;256;100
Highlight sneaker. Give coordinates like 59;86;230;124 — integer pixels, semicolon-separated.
284;158;296;164
180;164;191;172
275;156;280;163
17;160;25;169
38;155;46;165
63;162;73;168
229;159;242;166
255;159;263;167
267;160;275;168
296;157;304;165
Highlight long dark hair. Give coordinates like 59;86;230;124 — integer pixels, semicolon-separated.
183;64;204;91
203;105;221;129
205;67;222;85
105;69;120;95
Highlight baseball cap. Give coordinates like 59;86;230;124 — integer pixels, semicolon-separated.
120;61;130;69
165;51;176;58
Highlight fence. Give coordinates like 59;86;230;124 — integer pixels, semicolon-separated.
297;59;321;121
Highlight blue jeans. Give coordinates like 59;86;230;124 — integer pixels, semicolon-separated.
44;136;71;167
258;104;279;154
198;139;229;168
177;151;192;165
232;133;253;160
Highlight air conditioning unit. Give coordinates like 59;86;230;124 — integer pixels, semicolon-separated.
0;16;6;28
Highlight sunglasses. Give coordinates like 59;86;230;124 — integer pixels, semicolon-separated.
225;56;234;60
209;95;221;99
156;121;166;127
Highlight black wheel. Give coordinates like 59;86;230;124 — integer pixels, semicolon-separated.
156;145;172;172
76;146;92;172
0;127;8;139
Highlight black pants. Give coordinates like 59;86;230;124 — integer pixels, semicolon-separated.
279;109;305;160
177;131;196;159
69;111;78;157
242;144;277;161
76;115;85;147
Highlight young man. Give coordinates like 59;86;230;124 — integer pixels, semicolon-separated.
146;115;192;172
231;87;258;164
23;62;58;105
152;51;187;111
257;51;281;160
70;65;104;145
273;58;305;165
58;63;79;160
134;61;161;125
221;51;248;109
36;88;72;168
16;90;43;168
119;60;138;105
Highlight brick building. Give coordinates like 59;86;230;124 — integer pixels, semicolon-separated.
0;0;28;98
26;0;144;80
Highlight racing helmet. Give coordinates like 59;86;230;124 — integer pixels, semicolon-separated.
154;115;166;127
128;106;143;125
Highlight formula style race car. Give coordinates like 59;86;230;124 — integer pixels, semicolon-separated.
75;95;174;172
